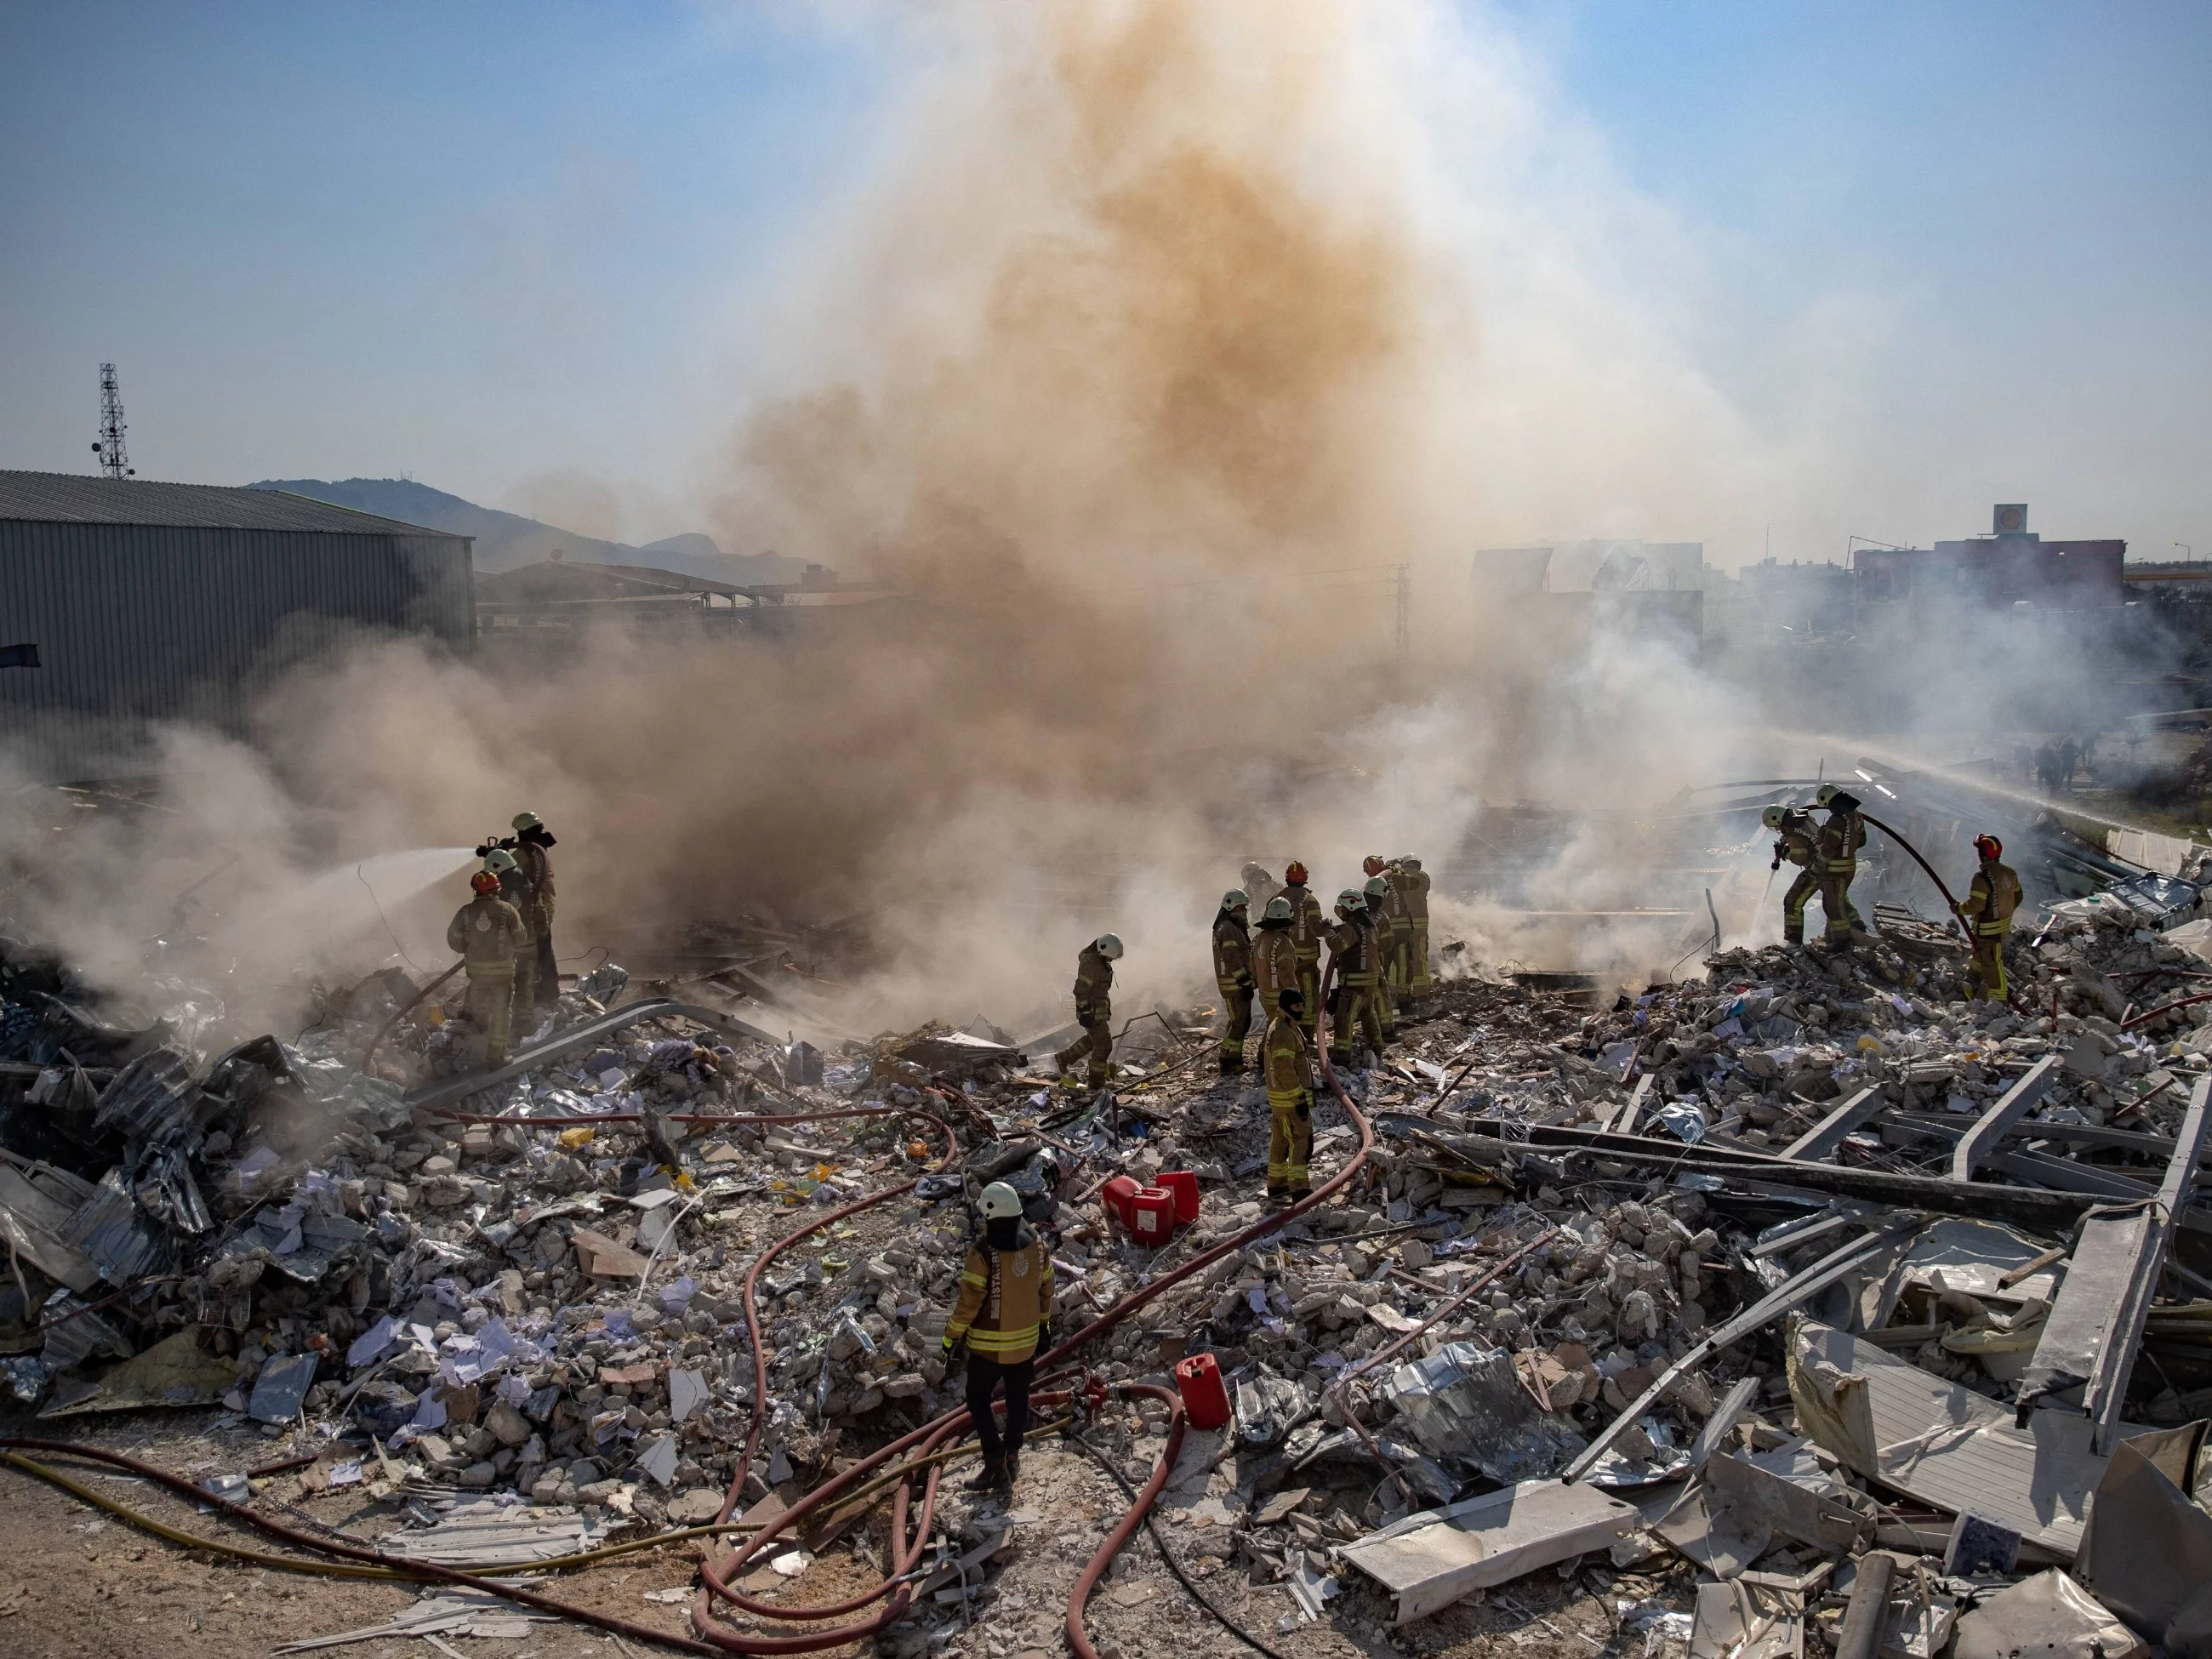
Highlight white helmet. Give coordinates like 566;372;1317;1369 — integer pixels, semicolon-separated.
1094;932;1124;960
978;1181;1023;1220
1815;783;1839;807
1263;896;1293;921
1222;888;1250;910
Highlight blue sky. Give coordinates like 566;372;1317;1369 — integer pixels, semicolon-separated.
3;1;2207;559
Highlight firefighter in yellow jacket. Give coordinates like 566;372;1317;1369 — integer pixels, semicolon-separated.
1252;895;1298;1023
1327;887;1386;1069
940;1181;1054;1493
1211;889;1254;1076
1362;857;1402;1034
1264;986;1316;1205
509;811;560;1013
1282;862;1325;1045
1763;805;1821;947
1815;786;1867;951
1053;933;1122;1088
1957;834;2023;1002
1400;856;1434;996
483;848;538;1019
447;869;527;1067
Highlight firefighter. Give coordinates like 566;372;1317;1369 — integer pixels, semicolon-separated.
1763;804;1822;947
510;811;560;1012
1240;861;1284;916
1053;933;1123;1087
1400;856;1434;997
940;1181;1054;1494
1386;855;1419;1013
1814;785;1867;951
1282;862;1325;1045
483;848;538;1020
1252;895;1298;1023
1328;887;1385;1068
1263;984;1315;1206
447;869;527;1067
1361;872;1401;1038
1211;889;1255;1075
1957;834;2023;1002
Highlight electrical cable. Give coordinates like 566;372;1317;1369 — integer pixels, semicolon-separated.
1072;1430;1291;1659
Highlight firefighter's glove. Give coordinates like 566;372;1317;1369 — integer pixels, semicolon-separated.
942;1334;966;1365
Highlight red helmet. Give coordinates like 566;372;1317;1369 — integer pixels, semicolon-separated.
1975;834;2003;861
471;869;500;895
1363;854;1387;876
1285;861;1308;885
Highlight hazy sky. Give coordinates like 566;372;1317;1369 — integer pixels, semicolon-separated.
3;1;2208;562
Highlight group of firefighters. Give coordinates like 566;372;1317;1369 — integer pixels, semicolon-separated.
444;811;562;1065
1050;853;1435;1213
1764;788;2022;1003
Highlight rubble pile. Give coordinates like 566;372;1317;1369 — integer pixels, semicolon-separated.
5;889;2212;1658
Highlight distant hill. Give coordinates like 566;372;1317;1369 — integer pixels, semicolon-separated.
246;478;809;586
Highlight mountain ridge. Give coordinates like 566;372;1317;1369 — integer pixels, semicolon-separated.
246;477;807;585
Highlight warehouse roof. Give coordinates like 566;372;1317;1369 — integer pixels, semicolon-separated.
0;470;465;537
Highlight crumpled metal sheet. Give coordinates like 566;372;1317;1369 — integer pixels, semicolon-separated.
92;1046;203;1143
1952;1570;2146;1659
64;1166;174;1286
1383;1340;1588;1482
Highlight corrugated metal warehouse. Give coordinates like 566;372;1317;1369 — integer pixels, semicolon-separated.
0;470;473;779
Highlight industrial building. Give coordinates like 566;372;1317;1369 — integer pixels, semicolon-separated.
0;470;473;779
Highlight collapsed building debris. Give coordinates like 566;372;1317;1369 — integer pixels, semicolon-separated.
9;843;2212;1656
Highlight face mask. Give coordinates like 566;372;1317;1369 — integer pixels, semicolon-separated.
985;1216;1021;1250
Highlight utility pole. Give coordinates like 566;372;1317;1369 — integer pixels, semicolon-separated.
1393;563;1410;657
91;363;133;479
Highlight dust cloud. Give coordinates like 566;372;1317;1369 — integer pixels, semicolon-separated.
0;1;1846;1040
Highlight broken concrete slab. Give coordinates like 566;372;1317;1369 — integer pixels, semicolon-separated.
1337;1478;1639;1624
571;1226;652;1278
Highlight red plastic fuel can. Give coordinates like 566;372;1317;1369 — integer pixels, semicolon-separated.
1127;1184;1177;1242
1157;1169;1200;1224
1173;1352;1233;1431
1099;1175;1140;1228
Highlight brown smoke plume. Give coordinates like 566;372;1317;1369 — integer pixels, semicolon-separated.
0;0;1797;1038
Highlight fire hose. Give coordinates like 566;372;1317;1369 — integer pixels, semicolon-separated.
3;963;1379;1655
1856;811;1972;943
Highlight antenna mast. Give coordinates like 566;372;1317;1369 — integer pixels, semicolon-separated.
91;363;132;478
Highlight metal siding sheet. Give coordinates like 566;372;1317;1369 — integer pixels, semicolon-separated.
0;522;471;775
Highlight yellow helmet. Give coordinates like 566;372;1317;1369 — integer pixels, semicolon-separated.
1761;806;1786;830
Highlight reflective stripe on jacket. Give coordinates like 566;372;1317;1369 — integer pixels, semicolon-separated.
448;896;526;978
1961;859;2024;937
944;1233;1054;1362
1263;1011;1313;1108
